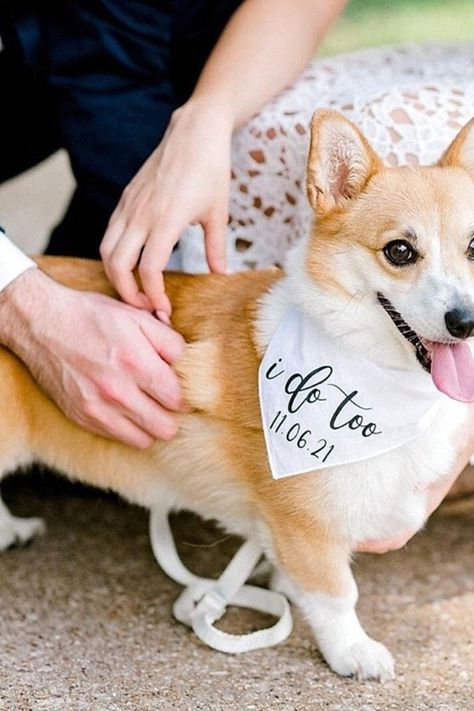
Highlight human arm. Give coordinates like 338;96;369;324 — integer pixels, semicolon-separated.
0;266;186;448
100;0;348;315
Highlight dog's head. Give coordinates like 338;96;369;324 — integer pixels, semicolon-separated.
295;109;474;401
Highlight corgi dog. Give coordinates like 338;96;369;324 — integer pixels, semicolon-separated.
2;110;474;681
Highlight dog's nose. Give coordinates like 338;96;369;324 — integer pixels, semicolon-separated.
445;308;474;339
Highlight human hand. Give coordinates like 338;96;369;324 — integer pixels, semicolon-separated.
0;269;186;448
100;101;233;318
356;413;474;554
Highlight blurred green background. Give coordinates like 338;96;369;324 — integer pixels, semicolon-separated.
320;0;474;55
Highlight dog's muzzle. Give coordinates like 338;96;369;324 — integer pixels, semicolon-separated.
377;292;431;372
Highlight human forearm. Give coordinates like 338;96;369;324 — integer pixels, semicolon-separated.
189;0;347;128
100;0;347;311
0;229;39;349
0;268;50;354
0;266;186;447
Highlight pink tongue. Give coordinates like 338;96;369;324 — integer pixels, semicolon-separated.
431;342;474;402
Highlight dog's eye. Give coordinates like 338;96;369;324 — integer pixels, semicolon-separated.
467;238;474;261
383;240;418;267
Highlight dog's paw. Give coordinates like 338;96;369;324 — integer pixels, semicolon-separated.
0;515;46;550
323;636;395;682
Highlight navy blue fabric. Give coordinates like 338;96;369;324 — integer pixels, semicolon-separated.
0;0;242;257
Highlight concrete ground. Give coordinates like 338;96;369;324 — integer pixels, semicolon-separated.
1;473;473;711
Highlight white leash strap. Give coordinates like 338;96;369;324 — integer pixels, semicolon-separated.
149;507;293;654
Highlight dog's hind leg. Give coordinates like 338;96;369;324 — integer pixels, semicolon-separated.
0;491;45;550
0;352;47;550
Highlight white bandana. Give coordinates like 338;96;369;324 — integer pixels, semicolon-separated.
258;305;443;480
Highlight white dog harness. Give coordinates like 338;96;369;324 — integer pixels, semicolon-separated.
149;506;293;654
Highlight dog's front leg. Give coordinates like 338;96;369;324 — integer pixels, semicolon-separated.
267;519;395;681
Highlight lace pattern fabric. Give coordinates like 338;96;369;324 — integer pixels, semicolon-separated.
177;42;474;273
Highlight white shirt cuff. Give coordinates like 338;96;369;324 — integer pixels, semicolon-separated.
0;229;38;291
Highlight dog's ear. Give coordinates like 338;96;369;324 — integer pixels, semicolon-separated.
307;109;382;216
438;116;474;179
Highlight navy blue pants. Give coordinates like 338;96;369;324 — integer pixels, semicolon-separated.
0;0;241;257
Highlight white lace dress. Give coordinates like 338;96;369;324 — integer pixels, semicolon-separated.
177;41;474;273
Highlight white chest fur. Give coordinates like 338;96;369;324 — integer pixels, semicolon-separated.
306;396;465;541
255;270;468;543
